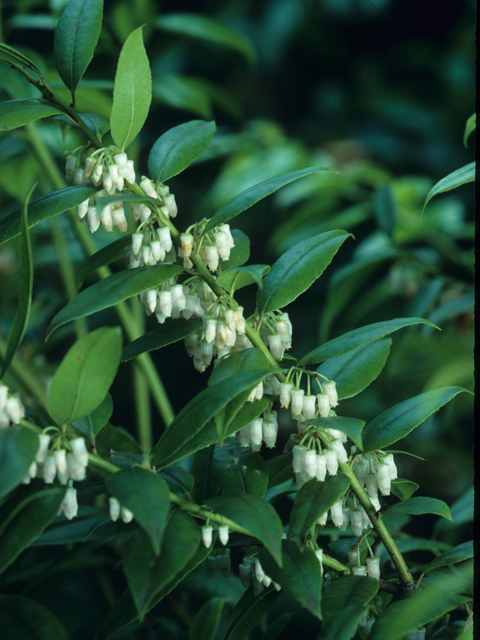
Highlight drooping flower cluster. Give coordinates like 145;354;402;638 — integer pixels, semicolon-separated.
236;407;279;450
258;311;293;360
23;433;89;490
280;377;338;430
108;496;134;524
238;555;281;594
0;383;25;427
179;222;235;272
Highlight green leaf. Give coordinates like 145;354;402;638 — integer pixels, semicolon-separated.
373;184;396;235
77;235;132;287
0;595;69;640
298;318;437;366
46;265;182;339
121;318;203;362
54;0;104;97
159;465;194;495
109;451;143;468
208;348;272;387
32;515;136;546
289;474;350;546
148;120;216;183
434;486;473;534
220;229;250;271
46;327;122;425
152;369;271;468
424;541;473;573
266;452;293;490
262;613;293;640
213;437;268;498
362;387;467;453
463;113;476;147
190;597;228;640
152;73;212;119
316;339;391;401
423;162;475;213
110;26;152;151
0;485;66;574
0;43;42;76
205;167;338;234
0;427;39;500
386;496;452;521
257;230;351;313
123;510;200;620
304;416;365;451
224;588;279;640
0;185;97;245
107;466;170;555
321;575;379;626
0;183;35;379
156;13;256;64
374;537;450;565
0;99;64;131
319;605;367;640
259;540;322;619
216;264;271;293
390;478;419;501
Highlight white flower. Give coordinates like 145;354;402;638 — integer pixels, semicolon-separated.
323;381;338;407
292;445;307;473
35;434;51;463
290;388;305;418
249;419;263;446
302;394;316;419
366;557;381;580
121;506;134;523
109;497;121;521
254;558;265;582
350;509;364;535
61;487;78;520
280;383;293;408
43;454;57;484
330;500;344;526
326;449;338;475
268;334;284;359
218;525;229;545
317;393;330;417
201;525;213;547
70;437;88;467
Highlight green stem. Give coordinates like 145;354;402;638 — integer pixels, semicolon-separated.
323;555;351;574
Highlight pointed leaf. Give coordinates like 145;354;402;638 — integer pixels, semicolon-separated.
54;0;104;96
205;493;283;566
0;43;42;75
190;597;227;640
208;348;272;387
259;540;322;619
0;427;40;500
77;235;132;287
107;466;170;554
0;185;97;245
0;99;64;131
289;474;350;546
463;113;476;147
315;339;391;401
304;416;365;450
213;437;268;498
46;327;122;424
386;497;452;521
257;230;351;313
319;605;367;640
266;452;293;490
423;162;475;212
298;318;438;366
216;264;271;293
424;541;473;573
159;465;194;495
321;575;379;626
46;265;182;339
205;167;338;233
224;588;279;640
390;478;419;501
0;595;69;640
434;486;473;534
362;387;467;452
148;120;216;183
110;26;152;151
121;318;203;362
0;183;34;378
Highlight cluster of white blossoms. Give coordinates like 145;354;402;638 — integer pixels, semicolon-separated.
348;549;381;580
280;377;338;431
236;407;279;450
258;312;293;359
238;555;281;595
0;383;25;427
179;222;235;272
201;523;230;548
108;496;134;524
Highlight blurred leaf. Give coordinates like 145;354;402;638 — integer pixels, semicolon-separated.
0;43;42;76
434;486;473;534
77;235;132;287
121;318;203;362
32;515;136;546
362;387;468;452
46;265;182;339
424;541;473;573
189;597;228;640
224;588;279;640
386;497;452;521
0;427;39;500
54;0;103;97
319;605;367;640
107;466;170;555
47;327;122;425
321;575;378;626
262;613;293;640
304;416;365;450
0;183;34;378
0;595;68;640
213;438;268;498
0;99;63;131
156;13;256;64
152;74;212;118
110;26;151;151
373;184;396;235
463;113;476;147
148;120;216;183
423;162;475;213
216;264;271;293
390;478;419;501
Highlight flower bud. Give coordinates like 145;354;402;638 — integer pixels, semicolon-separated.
280;383;293;408
315;452;327;481
87;206;100;233
254;558;265;583
323;380;338;407
350;509;364;535
317;392;330;417
292;445;307;473
250;418;263;446
43;454;57;484
201;525;213;548
314;549;324;575
326;449;338;475
302;394;316;419
35;434;51;463
268;334;284;359
290;388;305;418
366;557;381;580
109;497;121;521
304;449;317;478
330;499;344;527
218;525;229;546
352;565;367;576
353;459;368;486
61;487;78;520
383;453;398;480
376;463;391;495
365;472;378;498
236;425;251;447
121;506;134;523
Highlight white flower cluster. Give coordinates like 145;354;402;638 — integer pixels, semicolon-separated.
348;551;381;581
236;408;279;450
179;223;235;272
238;556;281;594
0;383;25;427
353;450;398;500
259;312;293;360
280;379;338;430
201;523;230;547
108;496;134;524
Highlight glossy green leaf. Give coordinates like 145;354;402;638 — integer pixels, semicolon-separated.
0;595;69;640
110;26;152;151
298;318;437;366
205;167;338;234
434;486;473;534
0;427;39;500
362;386;467;453
77;235;132;287
156;13;256;64
259;540;322;619
32;515;136;546
221;229;250;271
109;451;143;468
319;605;367;640
213;437;268;498
321;575;379;626
205;493;283;566
0;99;64;131
152;73;212;119
0;43;42;75
374;537;450;565
79;112;110;138
190;597;227;640
159;465;194;495
386;496;452;520
107;466;170;555
0;485;66;573
0;185;97;245
224;588;279;640
423;162;475;213
216;264;271;293
424;541;473;573
257;230;351;313
123;510;200;620
390;478;419;501
373;184;396;235
304;416;365;450
266;452;293;490
54;0;103;96
0;183;35;379
208;348;272;387
289;474;350;546
148;120;216;183
46;327;122;425
463;113;476;147
152;369;271;468
121;318;203;362
96;423;142;462
316;339;391;401
46;265;182;339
